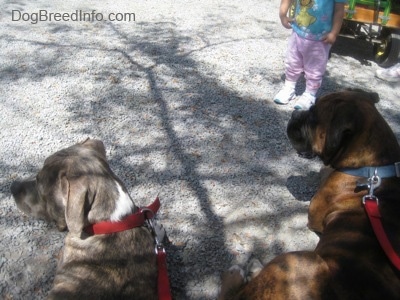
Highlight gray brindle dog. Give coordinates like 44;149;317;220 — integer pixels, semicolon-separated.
11;139;158;299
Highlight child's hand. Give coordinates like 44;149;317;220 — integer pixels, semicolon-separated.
280;15;293;29
322;32;337;44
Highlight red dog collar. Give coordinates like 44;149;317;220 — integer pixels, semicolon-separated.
84;197;160;235
83;196;172;300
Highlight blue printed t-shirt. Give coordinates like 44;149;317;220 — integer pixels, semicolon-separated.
291;0;346;41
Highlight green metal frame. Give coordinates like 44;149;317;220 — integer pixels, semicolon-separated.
346;0;392;25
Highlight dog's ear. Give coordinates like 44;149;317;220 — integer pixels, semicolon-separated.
366;91;379;104
345;88;379;104
322;101;362;165
65;177;88;234
81;139;107;160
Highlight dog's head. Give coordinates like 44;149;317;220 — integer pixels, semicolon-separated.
287;89;400;168
11;139;136;233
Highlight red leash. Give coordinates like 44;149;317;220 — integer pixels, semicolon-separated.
157;246;172;300
364;196;400;270
342;166;400;270
83;197;172;300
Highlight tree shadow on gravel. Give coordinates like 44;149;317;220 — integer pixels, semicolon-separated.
286;171;321;202
2;23;308;299
98;21;291;298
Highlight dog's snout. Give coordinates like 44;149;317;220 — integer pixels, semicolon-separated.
10;180;23;196
11;178;36;196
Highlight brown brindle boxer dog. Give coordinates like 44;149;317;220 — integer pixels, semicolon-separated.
219;89;400;299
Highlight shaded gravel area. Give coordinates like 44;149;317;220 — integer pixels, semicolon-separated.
1;0;400;299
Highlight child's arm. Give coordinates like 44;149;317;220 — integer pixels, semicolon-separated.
279;0;294;29
323;2;345;44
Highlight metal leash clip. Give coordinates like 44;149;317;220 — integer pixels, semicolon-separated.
146;218;166;254
362;168;381;205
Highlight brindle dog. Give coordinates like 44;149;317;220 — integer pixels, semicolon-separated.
219;89;400;299
11;139;158;299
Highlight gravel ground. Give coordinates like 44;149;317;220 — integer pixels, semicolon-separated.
1;0;400;299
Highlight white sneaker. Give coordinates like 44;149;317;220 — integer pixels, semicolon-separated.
274;86;296;105
294;92;316;110
375;63;400;83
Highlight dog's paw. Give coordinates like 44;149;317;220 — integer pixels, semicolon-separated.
218;265;245;300
221;265;245;287
228;265;245;278
246;258;263;281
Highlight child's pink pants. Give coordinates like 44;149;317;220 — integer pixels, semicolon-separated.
285;32;331;94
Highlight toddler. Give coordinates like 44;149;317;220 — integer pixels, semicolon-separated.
274;0;345;109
